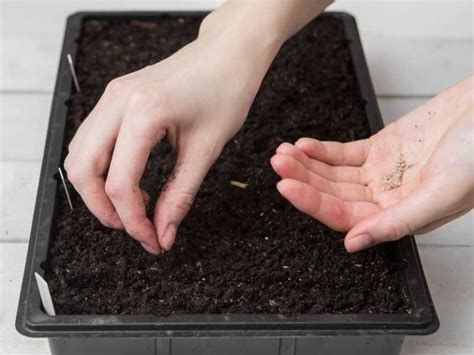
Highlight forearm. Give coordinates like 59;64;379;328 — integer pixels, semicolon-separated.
198;0;333;97
201;0;333;45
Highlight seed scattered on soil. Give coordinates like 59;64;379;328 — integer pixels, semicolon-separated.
268;299;279;307
230;180;248;189
382;154;412;191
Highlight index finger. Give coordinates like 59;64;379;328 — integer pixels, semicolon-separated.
276;178;380;231
106;114;165;255
295;137;369;167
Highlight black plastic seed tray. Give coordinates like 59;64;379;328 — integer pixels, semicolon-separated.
16;11;438;355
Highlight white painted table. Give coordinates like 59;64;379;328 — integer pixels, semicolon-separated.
1;1;473;354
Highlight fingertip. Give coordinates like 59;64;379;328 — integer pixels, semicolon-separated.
276;179;286;194
270;154;280;168
140;242;161;255
294;137;305;146
344;233;374;253
275;142;310;168
270;154;286;176
276;178;297;198
294;137;316;152
120;213;161;254
160;223;177;251
344;222;376;253
294;137;309;145
275;142;294;154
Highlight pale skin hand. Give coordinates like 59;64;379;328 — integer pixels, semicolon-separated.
64;0;333;254
271;76;474;253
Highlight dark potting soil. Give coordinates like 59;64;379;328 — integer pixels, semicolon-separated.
44;14;413;316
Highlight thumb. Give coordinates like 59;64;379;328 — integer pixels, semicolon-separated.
154;142;221;251
344;177;463;253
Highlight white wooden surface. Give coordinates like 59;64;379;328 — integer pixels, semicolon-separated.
0;1;473;354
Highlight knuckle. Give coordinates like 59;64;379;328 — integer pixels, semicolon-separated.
127;88;149;110
154;100;172;124
196;140;224;161
105;179;123;199
332;204;348;229
105;77;128;95
127;87;159;111
63;155;73;173
330;168;339;181
67;139;77;152
65;165;83;186
123;88;172;136
385;221;411;241
173;191;195;215
326;180;338;195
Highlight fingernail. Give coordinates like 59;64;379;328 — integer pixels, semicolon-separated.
161;223;177;251
345;234;373;253
140;242;160;256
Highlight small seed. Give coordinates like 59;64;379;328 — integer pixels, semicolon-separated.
230;180;248;189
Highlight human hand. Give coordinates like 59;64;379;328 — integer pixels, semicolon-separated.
64;12;284;254
64;0;334;255
271;76;473;253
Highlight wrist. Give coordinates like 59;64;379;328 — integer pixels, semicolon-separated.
198;2;285;58
200;0;333;44
197;6;284;98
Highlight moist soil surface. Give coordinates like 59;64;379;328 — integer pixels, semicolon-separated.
45;14;413;315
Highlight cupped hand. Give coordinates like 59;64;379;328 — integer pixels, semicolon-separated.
64;18;281;254
271;76;473;252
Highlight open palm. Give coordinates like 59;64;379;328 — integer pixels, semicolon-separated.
271;77;473;252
